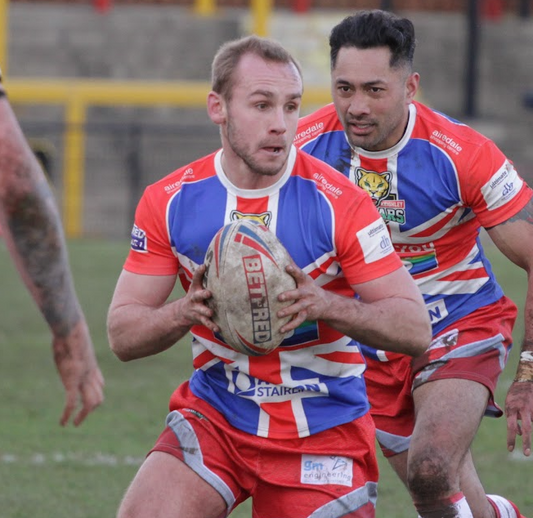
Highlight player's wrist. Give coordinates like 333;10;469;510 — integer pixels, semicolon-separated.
514;350;533;382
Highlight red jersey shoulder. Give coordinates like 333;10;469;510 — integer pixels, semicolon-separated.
144;150;219;200
412;101;493;159
294;148;369;204
295;103;342;147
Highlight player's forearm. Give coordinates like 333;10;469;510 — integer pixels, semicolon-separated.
0;98;83;338
487;199;533;380
6;212;83;338
322;294;431;357
513;274;533;382
107;298;191;361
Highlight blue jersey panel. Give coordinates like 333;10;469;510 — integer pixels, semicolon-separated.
276;176;335;268
397;140;461;231
169;177;227;265
301;132;351;176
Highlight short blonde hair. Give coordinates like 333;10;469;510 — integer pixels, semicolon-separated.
211;35;302;101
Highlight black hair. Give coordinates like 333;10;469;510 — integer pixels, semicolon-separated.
329;10;416;70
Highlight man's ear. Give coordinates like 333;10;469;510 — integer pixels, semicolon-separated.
406;72;420;103
207;91;226;125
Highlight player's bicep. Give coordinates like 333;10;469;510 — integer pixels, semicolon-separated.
352;265;423;305
487;198;533;270
110;269;177;310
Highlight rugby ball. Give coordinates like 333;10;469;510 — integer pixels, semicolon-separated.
203;220;296;356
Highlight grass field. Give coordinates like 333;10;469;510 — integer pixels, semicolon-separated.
0;237;531;518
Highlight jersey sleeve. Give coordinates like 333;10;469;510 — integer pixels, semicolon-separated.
123;186;179;276
295;103;341;148
461;140;533;228
335;185;403;286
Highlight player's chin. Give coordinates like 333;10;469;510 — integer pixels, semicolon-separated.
258;153;290;175
347;134;371;149
346;128;375;147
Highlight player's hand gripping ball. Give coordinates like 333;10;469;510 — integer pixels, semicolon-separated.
203;220;296;356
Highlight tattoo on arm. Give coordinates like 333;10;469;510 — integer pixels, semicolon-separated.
1;146;81;338
501;199;533;226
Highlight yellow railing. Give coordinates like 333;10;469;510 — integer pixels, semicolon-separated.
193;0;273;35
4;78;331;237
193;0;217;16
1;0;330;237
250;0;273;37
0;0;8;75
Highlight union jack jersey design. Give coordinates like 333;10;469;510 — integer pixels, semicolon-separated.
296;101;533;360
124;146;402;439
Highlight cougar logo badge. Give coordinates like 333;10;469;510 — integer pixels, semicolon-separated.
355;168;406;224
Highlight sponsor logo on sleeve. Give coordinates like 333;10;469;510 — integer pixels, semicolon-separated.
294;122;324;146
313;172;343;198
164;168;194;194
356;219;394;263
301;455;354;487
130;224;148;252
481;161;523;210
430;130;463;155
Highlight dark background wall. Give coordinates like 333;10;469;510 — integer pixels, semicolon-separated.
6;1;533;237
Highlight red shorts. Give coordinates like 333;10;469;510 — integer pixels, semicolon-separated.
150;382;379;518
365;297;517;458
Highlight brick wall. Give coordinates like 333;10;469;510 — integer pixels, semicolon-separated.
9;0;533;13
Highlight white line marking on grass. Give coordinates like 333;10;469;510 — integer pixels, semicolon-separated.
1;452;144;466
508;449;533;462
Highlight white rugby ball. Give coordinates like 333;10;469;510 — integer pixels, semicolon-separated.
203;220;296;356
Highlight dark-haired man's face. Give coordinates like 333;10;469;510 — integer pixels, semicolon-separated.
331;46;418;151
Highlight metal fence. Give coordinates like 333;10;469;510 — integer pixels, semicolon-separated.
22;117;221;239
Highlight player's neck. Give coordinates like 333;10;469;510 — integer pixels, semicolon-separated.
220;152;285;191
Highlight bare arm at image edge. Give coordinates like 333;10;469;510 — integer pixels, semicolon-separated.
0;78;104;427
487;198;533;456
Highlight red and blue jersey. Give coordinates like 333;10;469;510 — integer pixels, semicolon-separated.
296;101;533;361
124;146;402;439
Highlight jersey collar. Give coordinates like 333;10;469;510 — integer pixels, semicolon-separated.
214;146;297;198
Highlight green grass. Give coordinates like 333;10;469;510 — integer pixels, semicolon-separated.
0;237;531;517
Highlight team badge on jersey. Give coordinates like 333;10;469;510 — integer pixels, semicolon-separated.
230;210;272;228
355;168;406;224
